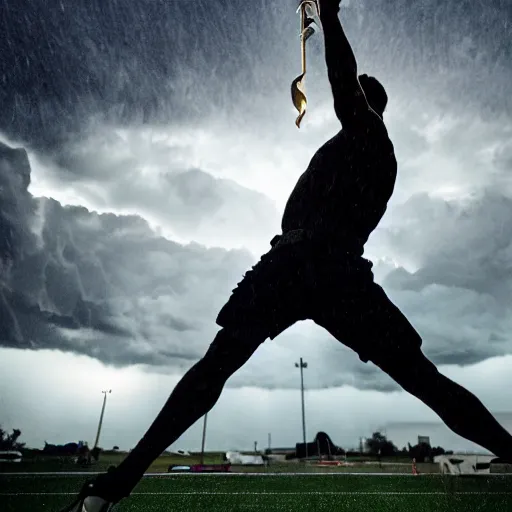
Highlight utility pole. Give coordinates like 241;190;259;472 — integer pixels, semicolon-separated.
200;413;208;465
295;358;308;458
93;390;111;449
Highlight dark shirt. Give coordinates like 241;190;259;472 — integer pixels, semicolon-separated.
281;112;397;251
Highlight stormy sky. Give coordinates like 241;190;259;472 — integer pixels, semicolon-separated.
1;0;511;453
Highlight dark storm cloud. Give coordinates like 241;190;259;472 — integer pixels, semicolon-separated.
1;0;512;392
1;138;512;391
1;0;510;150
0;140;253;366
0;142;35;266
383;191;512;298
374;190;512;368
0;0;293;150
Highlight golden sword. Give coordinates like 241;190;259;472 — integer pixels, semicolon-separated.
291;0;319;128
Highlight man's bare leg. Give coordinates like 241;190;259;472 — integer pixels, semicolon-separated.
109;328;265;497
377;348;512;459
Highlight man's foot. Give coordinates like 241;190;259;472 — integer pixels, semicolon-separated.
64;494;114;512
59;469;130;512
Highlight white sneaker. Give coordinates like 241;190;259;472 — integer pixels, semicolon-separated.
60;479;119;512
67;495;115;512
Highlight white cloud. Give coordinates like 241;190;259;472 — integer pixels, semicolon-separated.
27;127;281;254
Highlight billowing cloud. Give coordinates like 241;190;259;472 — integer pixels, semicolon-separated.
1;0;511;398
0;141;254;368
0;141;393;391
373;190;512;367
0;142;35;267
2;137;512;395
32;127;281;250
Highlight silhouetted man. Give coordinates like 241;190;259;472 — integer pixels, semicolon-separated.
64;1;512;510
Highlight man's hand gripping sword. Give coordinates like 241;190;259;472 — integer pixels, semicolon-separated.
291;0;320;128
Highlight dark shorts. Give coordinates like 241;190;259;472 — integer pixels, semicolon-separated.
216;234;422;365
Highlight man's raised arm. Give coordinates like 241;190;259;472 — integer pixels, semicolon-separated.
318;0;372;127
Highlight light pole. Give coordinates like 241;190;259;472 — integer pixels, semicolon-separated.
295;358;308;458
93;390;112;449
200;413;208;465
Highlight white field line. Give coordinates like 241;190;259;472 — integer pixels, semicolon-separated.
1;491;512;497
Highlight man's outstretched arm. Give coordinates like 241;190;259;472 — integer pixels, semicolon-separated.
318;1;372;127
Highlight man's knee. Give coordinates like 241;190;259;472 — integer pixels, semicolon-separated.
202;328;267;375
372;348;439;393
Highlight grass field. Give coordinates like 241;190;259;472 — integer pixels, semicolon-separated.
0;453;441;475
1;454;222;474
1;473;512;511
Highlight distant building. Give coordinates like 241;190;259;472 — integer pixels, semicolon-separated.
264;447;296;456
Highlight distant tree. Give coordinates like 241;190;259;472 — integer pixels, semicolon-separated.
365;432;385;454
431;446;446;458
113;446;120;451
365;432;398;457
408;442;430;462
407;442;446;462
0;427;26;451
43;441;79;456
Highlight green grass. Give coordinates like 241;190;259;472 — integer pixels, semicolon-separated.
0;453;225;474
0;452;448;474
1;473;511;511
0;452;444;475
